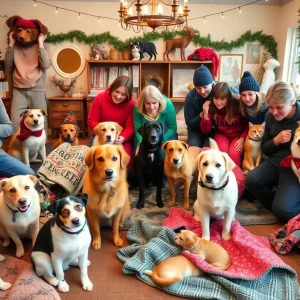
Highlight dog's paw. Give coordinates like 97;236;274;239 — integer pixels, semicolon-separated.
45;275;58;286
114;237;124;247
184;203;190;210
0;255;5;262
222;233;231;241
92;240;101;250
156;201;164;208
167;199;175;207
58;280;69;293
136;201;145;209
16;248;25;258
0;279;12;291
82;279;93;291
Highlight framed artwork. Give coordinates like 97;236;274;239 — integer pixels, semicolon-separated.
246;44;261;64
218;54;244;87
172;69;195;97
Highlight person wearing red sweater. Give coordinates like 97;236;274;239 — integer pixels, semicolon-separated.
201;82;248;167
88;75;137;168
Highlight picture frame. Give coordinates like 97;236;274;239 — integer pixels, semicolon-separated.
218;54;244;87
246;44;261;64
172;68;195;97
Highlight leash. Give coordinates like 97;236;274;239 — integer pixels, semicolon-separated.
55;217;87;235
198;175;229;191
6;204;19;223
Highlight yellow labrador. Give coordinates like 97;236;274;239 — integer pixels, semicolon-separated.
92;122;123;146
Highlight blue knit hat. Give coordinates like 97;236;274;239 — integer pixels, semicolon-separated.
239;71;260;93
193;65;213;87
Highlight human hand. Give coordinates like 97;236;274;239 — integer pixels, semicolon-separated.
202;101;211;118
38;33;47;46
135;146;140;156
234;138;244;152
274;130;292;145
115;135;125;144
9;32;15;47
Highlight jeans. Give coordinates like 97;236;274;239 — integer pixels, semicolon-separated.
187;129;214;148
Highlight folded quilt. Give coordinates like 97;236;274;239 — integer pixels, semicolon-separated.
117;209;298;300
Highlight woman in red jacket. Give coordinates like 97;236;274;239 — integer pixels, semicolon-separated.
88;75;137;168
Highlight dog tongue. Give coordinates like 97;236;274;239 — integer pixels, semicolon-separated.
18;205;29;212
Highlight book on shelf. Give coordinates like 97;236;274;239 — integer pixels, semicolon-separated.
0;81;9;98
88;87;105;98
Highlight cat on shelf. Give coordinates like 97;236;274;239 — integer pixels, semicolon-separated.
242;122;265;174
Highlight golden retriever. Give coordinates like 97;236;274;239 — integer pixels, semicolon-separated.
193;139;238;241
82;144;130;249
92;122;123;146
52;123;80;151
162;140;201;209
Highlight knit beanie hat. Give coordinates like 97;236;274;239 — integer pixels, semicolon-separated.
193;65;213;87
63;112;77;125
15;17;38;29
239;71;260;93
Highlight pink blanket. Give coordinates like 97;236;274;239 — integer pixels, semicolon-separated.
163;208;291;279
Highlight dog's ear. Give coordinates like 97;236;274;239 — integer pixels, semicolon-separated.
93;123;101;136
32;19;48;35
180;141;189;150
47;200;60;215
196;152;205;178
297;120;300;128
20;110;28;118
75;193;89;206
137;124;145;136
159;122;168;136
162;141;169;150
59;125;63;133
6;15;21;29
28;175;42;186
0;180;7;192
75;125;80;137
115;123;123;135
39;109;47;116
85;147;97;171
118;146;130;169
209;138;219;150
222;152;236;172
185;237;194;250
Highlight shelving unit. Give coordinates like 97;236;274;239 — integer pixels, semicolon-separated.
0;59;11;114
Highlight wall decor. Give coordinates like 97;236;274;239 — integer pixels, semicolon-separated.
219;54;244;87
246;44;261;64
172;69;195;97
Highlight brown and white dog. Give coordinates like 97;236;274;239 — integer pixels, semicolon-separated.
92;122;123;146
52;123;80;151
0;175;41;258
163;140;201;209
8;109;46;166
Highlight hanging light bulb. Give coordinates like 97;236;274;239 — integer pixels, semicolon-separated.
142;5;149;15
203;16;206;23
78;12;81;19
157;4;163;15
239;7;242;13
222;12;224;19
98;17;100;22
178;4;183;17
55;7;58;14
33;0;37;6
128;7;133;16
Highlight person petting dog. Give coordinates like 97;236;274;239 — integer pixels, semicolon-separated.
134;85;177;155
88;75;136;168
200;82;248;167
184;64;238;147
246;81;300;222
239;71;269;124
0;97;35;177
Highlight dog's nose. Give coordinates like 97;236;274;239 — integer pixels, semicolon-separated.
33;119;39;125
107;135;112;140
105;169;114;177
173;158;179;165
206;174;214;182
150;135;156;141
19;36;25;42
67;134;71;139
18;198;27;205
71;218;80;225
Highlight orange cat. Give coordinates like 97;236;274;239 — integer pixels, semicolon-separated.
242;122;265;174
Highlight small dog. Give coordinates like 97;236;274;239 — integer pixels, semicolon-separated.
163;140;201;209
82;144;130;249
0;255;12;291
175;230;231;270
52;123;80;151
31;194;93;293
130;41;157;60
0;175;41;258
135;121;166;209
8;109;46;166
92;122;123;146
193;139;238;241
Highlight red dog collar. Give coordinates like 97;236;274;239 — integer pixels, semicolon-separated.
17;117;43;142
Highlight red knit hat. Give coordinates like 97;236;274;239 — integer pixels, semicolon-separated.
15;17;38;29
63;112;77;125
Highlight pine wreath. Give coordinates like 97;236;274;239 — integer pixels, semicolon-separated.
143;74;164;91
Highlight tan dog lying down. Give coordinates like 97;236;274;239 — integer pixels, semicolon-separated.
52;123;79;150
93;122;123;146
163;140;201;209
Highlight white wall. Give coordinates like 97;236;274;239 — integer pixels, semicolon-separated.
0;0;297;96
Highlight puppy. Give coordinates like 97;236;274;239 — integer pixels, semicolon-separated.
0;255;12;291
8;109;46;166
193;139;238;241
0;175;41;258
163;140;201;209
82;144;130;249
135;121;166;209
175;230;231;270
31;194;93;293
93;122;123;146
52;123;79;151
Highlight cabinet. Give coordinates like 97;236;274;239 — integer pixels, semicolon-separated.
86;60;214;103
0;60;12;115
47;96;87;138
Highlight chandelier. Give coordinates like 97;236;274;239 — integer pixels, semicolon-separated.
118;0;189;33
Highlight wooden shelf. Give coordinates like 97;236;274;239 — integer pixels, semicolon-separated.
0;59;11;115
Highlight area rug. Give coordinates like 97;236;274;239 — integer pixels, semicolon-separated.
128;184;277;227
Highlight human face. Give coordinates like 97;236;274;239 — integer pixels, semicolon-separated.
268;99;294;121
241;91;256;107
144;97;159;116
111;86;127;104
213;97;227;110
195;84;213;98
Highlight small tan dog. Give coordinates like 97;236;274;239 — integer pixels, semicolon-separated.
163;140;201;209
93;122;123;146
52;123;80;151
0;255;12;290
8;109;46;166
193;139;238;241
82;144;130;249
0;175;41;258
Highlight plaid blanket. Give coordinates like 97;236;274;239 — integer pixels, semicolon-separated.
268;213;300;254
117;213;298;299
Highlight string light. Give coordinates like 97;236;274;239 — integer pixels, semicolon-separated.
239;7;242;13
203;16;206;23
78;12;81;19
98;17;100;23
33;0;37;6
55;7;58;14
222;12;224;19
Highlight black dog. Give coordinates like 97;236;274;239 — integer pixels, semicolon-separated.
135;121;166;209
131;41;157;60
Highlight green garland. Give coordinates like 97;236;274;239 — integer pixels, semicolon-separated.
46;29;277;58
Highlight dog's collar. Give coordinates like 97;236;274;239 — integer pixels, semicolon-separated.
186;239;200;252
17;118;43;142
6;204;19;223
55;217;87;235
198;175;229;191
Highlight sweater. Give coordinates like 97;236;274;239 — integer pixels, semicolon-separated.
87;88;136;141
134;96;177;146
262;101;300;170
5;43;51;91
0;98;14;154
200;108;249;140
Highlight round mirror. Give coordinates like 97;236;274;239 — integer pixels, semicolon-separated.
52;43;85;78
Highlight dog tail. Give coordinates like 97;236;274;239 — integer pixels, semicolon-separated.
143;270;181;286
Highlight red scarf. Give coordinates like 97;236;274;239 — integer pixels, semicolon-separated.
17;117;43;142
280;155;300;169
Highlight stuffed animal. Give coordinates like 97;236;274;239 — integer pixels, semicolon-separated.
5;15;51;131
260;58;280;93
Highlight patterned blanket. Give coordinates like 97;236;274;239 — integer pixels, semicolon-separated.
117;209;298;300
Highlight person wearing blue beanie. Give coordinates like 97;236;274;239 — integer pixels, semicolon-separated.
239;71;269;124
184;64;238;147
